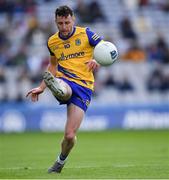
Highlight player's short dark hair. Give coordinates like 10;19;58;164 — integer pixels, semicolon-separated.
55;5;73;18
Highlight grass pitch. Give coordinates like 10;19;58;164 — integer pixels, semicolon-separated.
0;130;169;179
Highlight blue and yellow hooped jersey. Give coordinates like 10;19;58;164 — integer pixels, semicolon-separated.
47;26;102;90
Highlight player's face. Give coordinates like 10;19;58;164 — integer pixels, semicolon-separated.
56;15;75;37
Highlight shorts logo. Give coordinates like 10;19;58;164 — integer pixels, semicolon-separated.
86;100;90;107
77;98;90;107
75;39;81;46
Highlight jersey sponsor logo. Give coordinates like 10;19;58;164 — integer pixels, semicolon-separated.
58;51;85;61
92;33;100;41
75;39;81;46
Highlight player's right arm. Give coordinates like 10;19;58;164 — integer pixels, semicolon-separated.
26;56;58;102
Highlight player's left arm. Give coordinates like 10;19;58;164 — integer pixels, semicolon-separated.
86;28;103;71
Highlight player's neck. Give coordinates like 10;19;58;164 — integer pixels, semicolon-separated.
59;26;75;40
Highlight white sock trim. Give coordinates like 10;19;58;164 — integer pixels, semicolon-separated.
57;156;66;165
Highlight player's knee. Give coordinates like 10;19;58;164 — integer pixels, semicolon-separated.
63;85;72;101
64;131;76;142
57;79;72;101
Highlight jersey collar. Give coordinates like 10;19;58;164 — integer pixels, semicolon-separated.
58;26;76;40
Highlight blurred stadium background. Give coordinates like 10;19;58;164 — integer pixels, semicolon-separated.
0;0;169;132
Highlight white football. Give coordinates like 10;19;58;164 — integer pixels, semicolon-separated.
94;41;118;66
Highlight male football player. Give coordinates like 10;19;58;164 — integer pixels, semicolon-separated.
26;5;102;173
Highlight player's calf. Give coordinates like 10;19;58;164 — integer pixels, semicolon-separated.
43;71;72;101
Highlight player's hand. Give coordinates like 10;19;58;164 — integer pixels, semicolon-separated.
26;87;44;102
86;59;100;71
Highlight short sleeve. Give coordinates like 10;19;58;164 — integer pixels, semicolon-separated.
86;27;103;46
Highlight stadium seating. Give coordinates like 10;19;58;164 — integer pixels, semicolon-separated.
0;0;169;105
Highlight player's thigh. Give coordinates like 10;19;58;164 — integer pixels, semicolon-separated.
65;103;84;133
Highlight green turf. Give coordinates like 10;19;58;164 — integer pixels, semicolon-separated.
0;130;169;179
